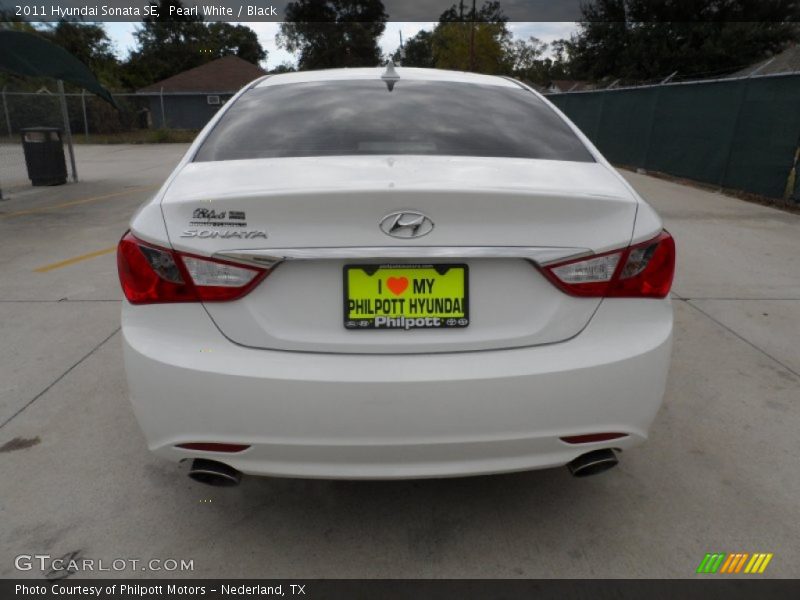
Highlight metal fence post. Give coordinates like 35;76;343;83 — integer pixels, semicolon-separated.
57;79;79;182
641;85;664;170
718;78;750;188
160;87;166;128
593;90;607;145
1;86;11;140
81;89;89;142
782;146;799;201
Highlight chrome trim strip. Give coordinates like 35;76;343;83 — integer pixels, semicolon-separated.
215;246;592;268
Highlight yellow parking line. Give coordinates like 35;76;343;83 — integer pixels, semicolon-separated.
34;246;117;273
1;185;158;219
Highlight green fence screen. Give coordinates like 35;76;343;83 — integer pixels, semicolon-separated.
548;73;800;200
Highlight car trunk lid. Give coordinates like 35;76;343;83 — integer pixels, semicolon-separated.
159;156;638;354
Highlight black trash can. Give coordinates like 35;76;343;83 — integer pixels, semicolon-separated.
20;127;68;186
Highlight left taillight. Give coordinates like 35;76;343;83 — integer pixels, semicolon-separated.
117;232;268;304
541;230;675;298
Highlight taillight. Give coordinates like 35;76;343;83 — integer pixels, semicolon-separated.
117;232;268;304
541;230;675;298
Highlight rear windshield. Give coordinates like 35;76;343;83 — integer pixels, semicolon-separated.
194;80;594;163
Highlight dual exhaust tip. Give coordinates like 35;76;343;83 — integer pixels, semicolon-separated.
566;448;618;477
187;449;619;487
188;458;242;487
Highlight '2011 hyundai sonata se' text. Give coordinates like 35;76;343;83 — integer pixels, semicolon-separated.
118;66;675;485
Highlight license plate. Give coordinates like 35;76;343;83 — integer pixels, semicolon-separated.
344;264;469;330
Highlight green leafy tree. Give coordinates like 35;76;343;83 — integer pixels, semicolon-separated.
123;0;266;88
205;23;267;65
278;0;388;70
40;21;120;87
543;39;572;80
124;0;204;87
0;15;37;32
503;36;549;82
269;62;297;74
431;1;510;74
438;0;507;24
0;21;120;90
566;0;800;81
432;22;508;73
393;30;434;67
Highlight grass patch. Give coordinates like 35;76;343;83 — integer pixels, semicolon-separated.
71;129;199;144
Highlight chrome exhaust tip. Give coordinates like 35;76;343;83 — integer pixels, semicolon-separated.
567;449;618;477
188;458;242;487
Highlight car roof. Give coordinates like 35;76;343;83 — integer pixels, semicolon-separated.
254;67;522;89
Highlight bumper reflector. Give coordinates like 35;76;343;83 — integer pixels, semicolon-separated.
560;433;628;444
176;443;251;453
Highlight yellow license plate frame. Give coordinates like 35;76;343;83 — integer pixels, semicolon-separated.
343;264;469;330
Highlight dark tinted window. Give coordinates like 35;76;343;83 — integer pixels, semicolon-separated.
194;80;594;162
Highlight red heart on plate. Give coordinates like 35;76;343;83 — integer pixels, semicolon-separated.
386;276;409;295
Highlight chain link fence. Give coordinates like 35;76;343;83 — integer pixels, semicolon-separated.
548;72;800;203
0;86;213;194
5;76;800;204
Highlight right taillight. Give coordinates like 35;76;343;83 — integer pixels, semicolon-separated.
541;230;675;298
117;232;268;304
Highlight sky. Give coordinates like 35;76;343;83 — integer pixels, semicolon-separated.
104;22;578;69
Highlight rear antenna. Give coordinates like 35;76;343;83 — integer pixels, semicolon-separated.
381;60;400;91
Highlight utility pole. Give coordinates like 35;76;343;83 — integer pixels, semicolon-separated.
160;86;166;129
399;30;404;63
81;89;89;142
57;80;78;182
2;86;11;141
469;0;476;72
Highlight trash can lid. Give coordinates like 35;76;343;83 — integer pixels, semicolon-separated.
20;126;62;132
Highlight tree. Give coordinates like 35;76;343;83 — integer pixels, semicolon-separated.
123;0;204;88
40;21;120;86
0;21;120;88
278;0;388;70
566;0;800;82
123;0;266;88
432;22;508;73
269;62;297;74
438;0;507;24
430;1;510;74
545;39;571;80
503;36;549;82
0;15;37;32
205;23;267;65
393;30;434;67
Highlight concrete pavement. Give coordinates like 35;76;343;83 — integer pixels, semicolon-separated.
0;146;798;579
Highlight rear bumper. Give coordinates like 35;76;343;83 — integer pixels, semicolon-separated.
122;299;672;479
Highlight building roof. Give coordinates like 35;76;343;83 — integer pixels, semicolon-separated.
137;56;266;94
731;44;800;78
254;67;520;89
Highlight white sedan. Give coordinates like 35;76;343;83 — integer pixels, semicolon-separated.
118;67;674;485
